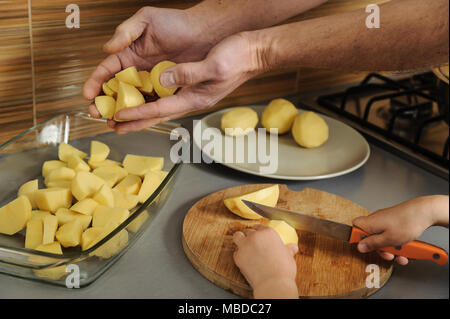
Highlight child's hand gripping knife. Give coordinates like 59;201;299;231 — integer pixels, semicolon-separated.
232;225;299;299
353;195;449;265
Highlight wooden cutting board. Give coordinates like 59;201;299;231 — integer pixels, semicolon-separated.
182;184;393;298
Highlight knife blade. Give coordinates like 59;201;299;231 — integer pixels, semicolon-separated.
242;200;448;266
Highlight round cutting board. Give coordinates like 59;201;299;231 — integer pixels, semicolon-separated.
182;184;393;298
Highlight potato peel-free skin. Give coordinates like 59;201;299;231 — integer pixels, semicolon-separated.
261;99;298;134
291;112;329;148
221;107;259;137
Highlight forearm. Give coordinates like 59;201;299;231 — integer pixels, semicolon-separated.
187;0;327;46
430;195;449;228
253;277;298;299
250;0;449;72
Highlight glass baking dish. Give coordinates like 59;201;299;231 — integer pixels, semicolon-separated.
0;112;186;287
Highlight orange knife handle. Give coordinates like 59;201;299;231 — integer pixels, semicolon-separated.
349;227;449;266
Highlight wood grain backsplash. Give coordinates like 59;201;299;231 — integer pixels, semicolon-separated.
0;0;387;144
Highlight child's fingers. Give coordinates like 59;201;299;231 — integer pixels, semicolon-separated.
357;232;393;253
395;256;409;266
377;250;395;261
233;231;246;246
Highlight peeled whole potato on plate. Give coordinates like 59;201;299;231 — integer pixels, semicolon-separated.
261;99;298;134
291;111;329;148
221;107;259;137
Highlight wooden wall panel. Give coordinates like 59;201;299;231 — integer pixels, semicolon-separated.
0;0;34;143
0;0;389;144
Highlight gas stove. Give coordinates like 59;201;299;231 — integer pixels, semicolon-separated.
299;71;449;180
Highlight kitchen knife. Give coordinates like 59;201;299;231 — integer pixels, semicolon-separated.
242;200;448;266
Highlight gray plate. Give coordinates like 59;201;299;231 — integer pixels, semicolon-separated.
193;105;370;180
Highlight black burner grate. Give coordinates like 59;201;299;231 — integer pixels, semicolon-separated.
317;72;449;169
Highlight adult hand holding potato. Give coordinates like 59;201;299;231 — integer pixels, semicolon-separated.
83;7;214;127
109;34;264;133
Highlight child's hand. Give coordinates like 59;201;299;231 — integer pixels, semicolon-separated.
353;195;449;265
232;225;299;299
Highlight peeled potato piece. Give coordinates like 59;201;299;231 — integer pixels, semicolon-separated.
42;160;66;178
122;154;164;177
34;188;72;213
18;179;38;209
32;242;66;280
115;66;143;87
67;155;90;173
95;96;116;120
55;208;92;230
90;141;110;163
113;175;142;195
150;61;177;98
267;220;299;245
291;111;329;148
224;185;279;220
114;81;145;121
56;219;83;248
102;82;116;97
42;214;58;245
71;171;105;201
92;206;129;228
0;196;32;235
58;143;87;162
261;99;298;134
25;218;43;249
221;107;259;137
137;70;154;94
106;78;119;93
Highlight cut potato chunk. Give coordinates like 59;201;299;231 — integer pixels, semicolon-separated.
88;158;121;170
114;81;145;121
102;82;116;97
113;174;142;195
0;196;32;235
32;242;66;280
223;185;279;219
115;66;143;87
45;181;72;189
92;184;115;207
31;210;52;221
94;95;116;120
93;165;128;188
137;70;153;94
127;210;149;233
221;107;259;137
92;205;129;228
261;99;298;134
42;160;66;178
67;155;90;173
45;167;76;185
267;220;299;245
90;141;110;162
81;227;104;251
25;218;43;249
70;198;99;216
150;61;177;97
90;223;129;259
42;214;58;245
71;171;105;201
123;154;164;177
35;188;72;213
106;77;119;93
18;179;38;209
58;142;87;162
138;171;163;203
56;220;83;248
55;208;92;230
112;190;138;210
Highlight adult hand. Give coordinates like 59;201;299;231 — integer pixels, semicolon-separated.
82;6;213;122
110;32;264;133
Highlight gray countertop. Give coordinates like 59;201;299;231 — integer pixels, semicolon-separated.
0;116;448;299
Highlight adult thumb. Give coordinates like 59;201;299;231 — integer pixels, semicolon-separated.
160;62;211;89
